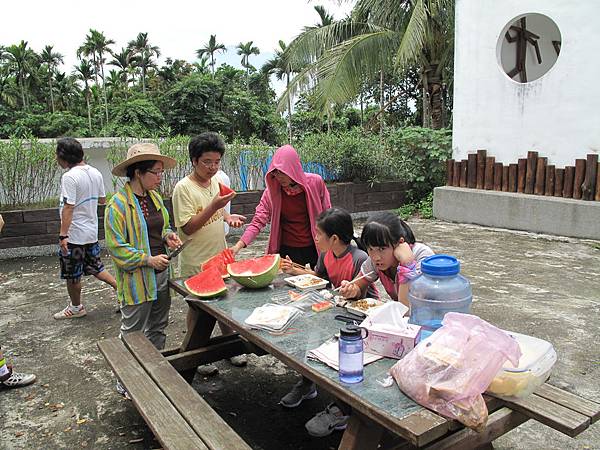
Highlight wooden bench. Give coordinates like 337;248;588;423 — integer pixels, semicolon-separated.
98;332;252;450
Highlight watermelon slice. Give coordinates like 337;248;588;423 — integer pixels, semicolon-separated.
184;267;227;299
219;183;236;197
201;248;236;278
227;254;281;288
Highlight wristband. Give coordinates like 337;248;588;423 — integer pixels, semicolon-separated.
59;235;69;241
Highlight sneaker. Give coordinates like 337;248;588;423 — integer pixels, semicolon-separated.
1;371;36;389
196;365;219;376
229;355;247;367
305;403;350;437
116;381;131;400
280;380;317;408
53;305;87;320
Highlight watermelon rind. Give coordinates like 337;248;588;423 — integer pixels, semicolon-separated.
184;267;228;298
227;254;280;288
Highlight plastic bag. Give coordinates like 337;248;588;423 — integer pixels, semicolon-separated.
390;313;521;431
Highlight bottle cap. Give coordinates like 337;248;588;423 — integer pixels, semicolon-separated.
340;325;362;338
421;254;460;276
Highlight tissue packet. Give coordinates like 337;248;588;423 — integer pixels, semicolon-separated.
360;302;421;359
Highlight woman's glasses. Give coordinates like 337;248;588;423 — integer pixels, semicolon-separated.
146;169;165;177
198;159;221;169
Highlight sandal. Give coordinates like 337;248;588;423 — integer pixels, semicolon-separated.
1;371;36;388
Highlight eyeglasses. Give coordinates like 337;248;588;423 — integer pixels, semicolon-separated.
146;169;165;177
198;159;222;169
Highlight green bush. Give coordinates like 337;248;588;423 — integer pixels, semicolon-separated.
102;98;167;138
0;111;89;138
0;136;61;208
296;126;451;202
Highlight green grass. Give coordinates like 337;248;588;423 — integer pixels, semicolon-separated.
395;192;434;220
0;197;60;211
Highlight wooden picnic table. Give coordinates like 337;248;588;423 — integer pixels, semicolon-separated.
162;274;599;449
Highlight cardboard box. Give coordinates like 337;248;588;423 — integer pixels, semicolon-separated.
360;302;421;359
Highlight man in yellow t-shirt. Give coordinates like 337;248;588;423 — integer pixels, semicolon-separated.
172;132;247;373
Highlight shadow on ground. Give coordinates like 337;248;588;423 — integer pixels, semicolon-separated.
1;218;599;449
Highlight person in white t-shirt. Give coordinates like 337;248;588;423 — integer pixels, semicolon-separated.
53;138;117;320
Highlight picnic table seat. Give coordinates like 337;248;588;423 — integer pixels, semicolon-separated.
98;332;252;450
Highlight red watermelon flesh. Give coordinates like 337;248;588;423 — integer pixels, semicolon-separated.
201;249;236;278
227;254;281;288
219;183;236;197
184;266;227;298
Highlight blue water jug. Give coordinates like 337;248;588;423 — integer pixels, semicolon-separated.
408;255;472;342
339;325;368;384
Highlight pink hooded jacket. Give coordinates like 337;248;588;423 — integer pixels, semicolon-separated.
240;145;331;254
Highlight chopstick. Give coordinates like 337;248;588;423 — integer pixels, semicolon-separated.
332;271;375;293
284;258;309;271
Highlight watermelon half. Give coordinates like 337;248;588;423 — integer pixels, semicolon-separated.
227;254;281;288
201;248;236;278
184;266;227;299
219;183;236;197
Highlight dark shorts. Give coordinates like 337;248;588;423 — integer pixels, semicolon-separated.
59;242;105;281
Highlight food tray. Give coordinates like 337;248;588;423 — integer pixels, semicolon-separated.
284;274;329;290
346;298;385;316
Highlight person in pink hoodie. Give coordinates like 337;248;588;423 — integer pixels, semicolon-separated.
231;145;331;268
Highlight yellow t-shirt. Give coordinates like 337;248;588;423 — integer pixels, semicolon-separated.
172;175;226;277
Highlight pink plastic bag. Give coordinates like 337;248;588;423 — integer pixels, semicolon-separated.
390;313;521;431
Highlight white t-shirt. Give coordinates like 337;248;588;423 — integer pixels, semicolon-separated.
216;170;231;235
59;164;105;245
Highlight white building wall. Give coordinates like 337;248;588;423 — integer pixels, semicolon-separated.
452;0;600;167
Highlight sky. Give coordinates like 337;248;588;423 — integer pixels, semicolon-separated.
0;0;354;94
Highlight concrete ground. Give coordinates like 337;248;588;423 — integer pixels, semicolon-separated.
0;218;599;450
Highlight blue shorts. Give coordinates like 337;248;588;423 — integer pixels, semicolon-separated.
59;242;105;282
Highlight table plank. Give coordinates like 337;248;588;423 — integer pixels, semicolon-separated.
534;383;600;424
97;338;208;450
423;407;528;450
503;393;590;437
123;332;252;450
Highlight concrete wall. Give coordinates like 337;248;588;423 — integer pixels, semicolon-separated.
0;181;407;249
434;186;600;240
453;0;600;167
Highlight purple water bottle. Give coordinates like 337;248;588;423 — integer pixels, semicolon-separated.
339;325;368;384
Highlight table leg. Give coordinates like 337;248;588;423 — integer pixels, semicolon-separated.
179;302;217;382
338;413;384;450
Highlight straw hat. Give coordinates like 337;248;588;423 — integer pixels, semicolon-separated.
112;143;177;177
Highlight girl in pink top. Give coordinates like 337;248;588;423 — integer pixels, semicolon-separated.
231;145;331;267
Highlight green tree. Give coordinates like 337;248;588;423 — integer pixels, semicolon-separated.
109;47;138;99
40;45;64;113
5;40;38;110
73;60;94;132
281;0;454;129
196;34;226;77
78;29;114;126
262;40;294;142
236;41;260;87
127;32;160;94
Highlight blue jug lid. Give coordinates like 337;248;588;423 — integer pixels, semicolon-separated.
421;254;460;276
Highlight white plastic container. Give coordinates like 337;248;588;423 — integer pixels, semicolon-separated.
487;331;557;399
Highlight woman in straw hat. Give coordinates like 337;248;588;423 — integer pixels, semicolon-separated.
104;143;182;363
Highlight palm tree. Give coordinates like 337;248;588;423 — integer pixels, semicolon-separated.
127;32;160;94
5;40;38;110
78;29;114;125
53;72;79;111
237;41;260;80
40;45;64;113
314;5;335;27
196;35;226;77
262;40;294;142
280;0;454;129
109;47;138;99
73;60;94;132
